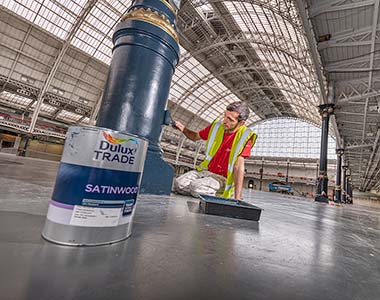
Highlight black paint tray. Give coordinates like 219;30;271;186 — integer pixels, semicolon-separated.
199;195;262;221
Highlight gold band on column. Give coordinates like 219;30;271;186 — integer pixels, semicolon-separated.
122;7;179;43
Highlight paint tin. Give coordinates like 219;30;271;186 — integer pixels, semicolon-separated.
42;125;148;246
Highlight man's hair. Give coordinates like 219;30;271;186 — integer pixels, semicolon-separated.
226;101;250;121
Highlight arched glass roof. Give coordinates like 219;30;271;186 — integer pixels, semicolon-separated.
1;1;380;191
251;118;336;159
0;0;321;129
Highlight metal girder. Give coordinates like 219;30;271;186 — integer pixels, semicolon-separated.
182;0;301;32
326;53;380;71
89;92;103;125
1;24;33;92
335;76;380;106
336;111;379;117
336;90;380;105
0;75;39;98
317;24;380;50
359;0;380;187
308;0;375;18
1;36;103;92
193;142;203;168
0;75;92;120
370;172;380;190
361;129;380;190
340;127;368;134
339;119;378;126
174;70;317;119
174;63;318;107
28;0;99;133
345;144;373;150
175;137;186;165
295;0;327;105
200;88;318;124
186;33;312;73
0;119;65;139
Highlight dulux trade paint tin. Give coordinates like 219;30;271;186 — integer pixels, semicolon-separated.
42;125;148;246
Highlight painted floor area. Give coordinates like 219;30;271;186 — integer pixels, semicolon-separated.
0;153;380;300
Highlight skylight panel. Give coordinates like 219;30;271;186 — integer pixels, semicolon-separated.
57;109;82;122
31;102;56;114
40;103;56;114
0;91;33;107
1;0;87;40
195;3;213;15
33;2;75;39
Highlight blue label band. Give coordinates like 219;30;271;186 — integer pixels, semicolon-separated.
52;162;141;206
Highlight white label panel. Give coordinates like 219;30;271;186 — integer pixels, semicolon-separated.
69;205;121;227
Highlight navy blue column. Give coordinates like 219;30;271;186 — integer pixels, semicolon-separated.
96;0;181;195
315;104;335;203
334;148;344;203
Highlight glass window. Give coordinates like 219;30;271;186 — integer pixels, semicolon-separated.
251;118;336;159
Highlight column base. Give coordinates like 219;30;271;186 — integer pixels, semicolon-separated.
315;195;329;203
140;149;174;195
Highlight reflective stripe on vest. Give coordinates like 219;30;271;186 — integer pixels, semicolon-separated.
196;120;222;171
227;128;254;174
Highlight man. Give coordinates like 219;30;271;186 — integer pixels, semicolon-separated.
172;101;257;200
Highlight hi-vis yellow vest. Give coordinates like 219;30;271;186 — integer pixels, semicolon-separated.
196;120;257;198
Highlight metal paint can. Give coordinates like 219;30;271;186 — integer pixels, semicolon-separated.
41;125;148;246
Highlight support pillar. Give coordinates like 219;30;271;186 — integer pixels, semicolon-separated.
17;135;30;157
285;159;290;184
259;158;264;191
334;148;344;203
95;0;181;195
346;170;353;204
315;104;335;203
342;165;348;203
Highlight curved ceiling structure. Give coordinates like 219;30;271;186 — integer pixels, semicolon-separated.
0;0;378;191
302;0;380;191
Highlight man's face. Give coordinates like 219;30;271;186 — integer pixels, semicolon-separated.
223;110;245;133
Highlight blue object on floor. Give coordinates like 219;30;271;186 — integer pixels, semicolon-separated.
199;195;262;221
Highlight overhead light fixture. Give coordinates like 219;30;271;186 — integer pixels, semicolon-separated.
51;87;64;96
79;97;89;105
20;75;35;84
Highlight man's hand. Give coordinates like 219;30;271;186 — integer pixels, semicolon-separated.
172;120;201;141
172;120;185;132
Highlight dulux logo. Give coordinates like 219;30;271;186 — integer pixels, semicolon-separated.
102;132;138;146
93;132;138;164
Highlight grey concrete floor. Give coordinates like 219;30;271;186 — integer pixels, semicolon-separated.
1;153;380;300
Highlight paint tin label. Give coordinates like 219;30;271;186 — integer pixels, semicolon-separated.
47;126;148;227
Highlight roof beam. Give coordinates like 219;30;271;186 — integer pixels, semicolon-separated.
318;24;380;48
345;144;373;150
28;0;99;133
336;90;380;104
309;0;375;18
361;129;380;190
359;0;380;187
295;0;327;104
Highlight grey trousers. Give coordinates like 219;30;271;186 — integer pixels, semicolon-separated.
173;170;226;198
